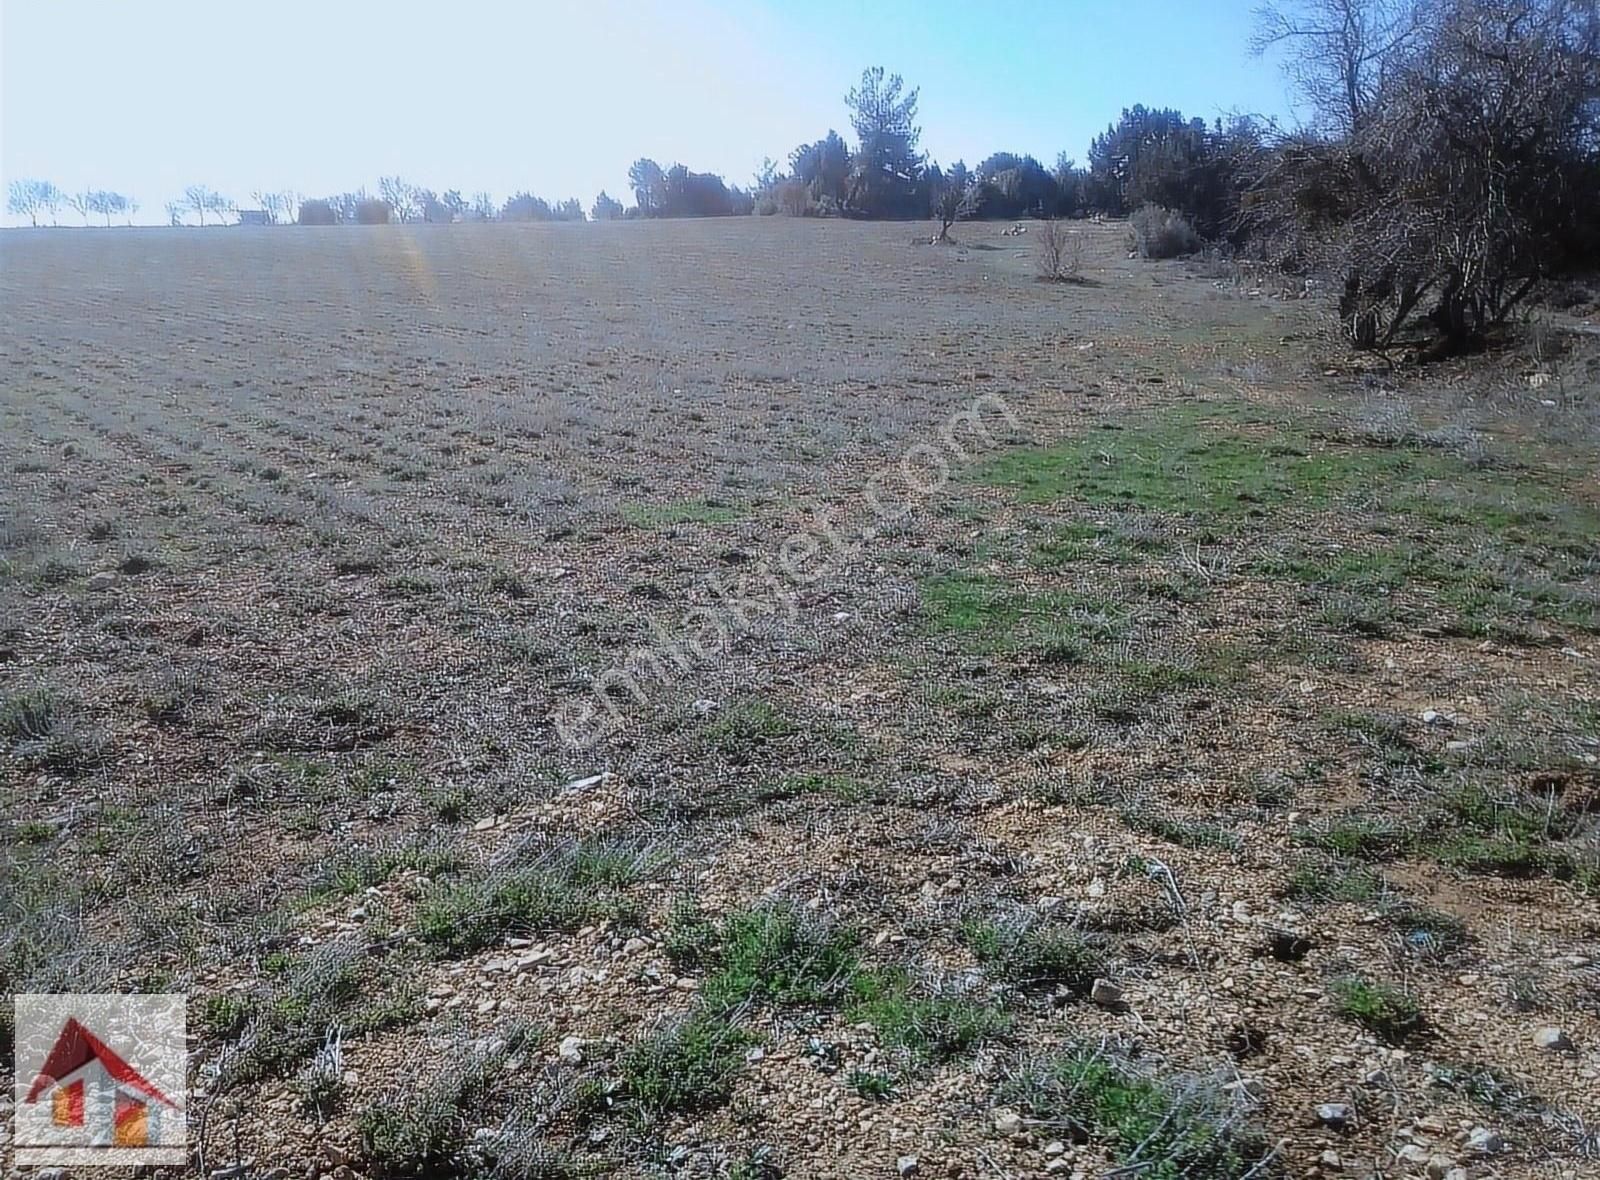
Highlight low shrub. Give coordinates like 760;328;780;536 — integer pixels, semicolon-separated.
1130;204;1199;259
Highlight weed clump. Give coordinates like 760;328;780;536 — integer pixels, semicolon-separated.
1331;975;1424;1044
999;1046;1271;1180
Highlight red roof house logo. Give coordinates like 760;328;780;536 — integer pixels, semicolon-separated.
24;1016;180;1149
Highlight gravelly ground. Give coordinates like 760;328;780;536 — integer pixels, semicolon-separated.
2;218;1598;1180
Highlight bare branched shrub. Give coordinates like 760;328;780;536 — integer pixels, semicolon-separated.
1243;0;1600;355
1130;205;1199;259
1036;220;1084;281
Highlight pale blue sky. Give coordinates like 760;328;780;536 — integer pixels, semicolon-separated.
2;1;1295;224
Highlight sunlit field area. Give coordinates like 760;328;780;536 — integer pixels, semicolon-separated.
3;217;1598;1177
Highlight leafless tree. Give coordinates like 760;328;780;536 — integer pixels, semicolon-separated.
1245;0;1600;354
1036;219;1085;281
1251;0;1424;134
930;169;978;243
184;184;212;227
7;179;51;226
379;176;421;223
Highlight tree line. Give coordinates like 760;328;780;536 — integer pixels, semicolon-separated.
8;1;1596;356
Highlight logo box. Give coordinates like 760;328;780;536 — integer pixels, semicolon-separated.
13;993;187;1166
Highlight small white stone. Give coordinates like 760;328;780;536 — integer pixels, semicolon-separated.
896;1155;919;1177
558;1035;584;1063
1466;1127;1504;1155
1534;1027;1575;1052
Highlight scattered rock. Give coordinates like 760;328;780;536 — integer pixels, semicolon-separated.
1465;1126;1504;1155
992;1107;1024;1137
86;570;117;591
897;1155;920;1177
558;1035;584;1063
1316;1102;1355;1131
1534;1026;1575;1052
1424;1155;1455;1180
622;936;649;955
1089;977;1124;1007
1318;1149;1342;1170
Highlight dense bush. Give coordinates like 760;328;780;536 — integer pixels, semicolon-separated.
297;199;337;226
1130;205;1199;259
354;198;390;225
1245;0;1600;355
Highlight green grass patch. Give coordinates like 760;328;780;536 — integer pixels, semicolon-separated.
701;697;796;756
1282;859;1386;904
415;839;656;958
613;1011;753;1125
621;500;743;527
1330;975;1424;1044
697;903;861;1011
1033;520;1171;568
300;837;463;909
920;572;1125;660
848;969;1008;1062
999;1047;1272;1180
963;919;1106;993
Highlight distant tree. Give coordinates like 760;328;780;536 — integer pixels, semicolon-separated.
1085;107;1241;235
790;130;851;210
7;179;51;226
928;161;978;241
328;192;366;223
501;191;553;221
554;197;585;221
1053;154;1085;217
973;153;1057;219
470;191;495;221
298;198;338;225
379;176;420;223
251;190;298;225
442;190;469;220
184;184;213;226
844;68;924;217
40;182;65;225
417;189;453;222
124;197;140;225
207;190;236;224
355;197;391;225
165;200;184;227
87;190;128;227
591;190;625;220
68;191;93;225
628;158;665;215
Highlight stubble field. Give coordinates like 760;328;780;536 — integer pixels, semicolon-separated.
2;218;1598;1179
